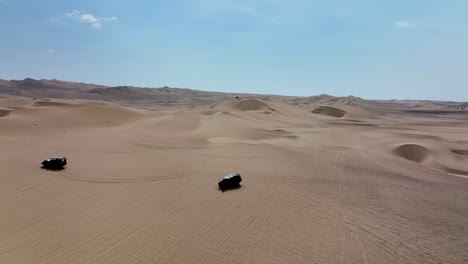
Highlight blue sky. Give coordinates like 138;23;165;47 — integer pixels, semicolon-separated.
0;0;467;100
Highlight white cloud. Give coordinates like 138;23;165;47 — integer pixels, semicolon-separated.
393;20;414;28
80;14;98;23
66;9;117;29
66;9;80;19
47;49;55;54
79;52;85;56
91;22;101;28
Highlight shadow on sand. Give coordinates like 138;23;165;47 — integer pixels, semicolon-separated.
41;166;65;171
219;185;242;192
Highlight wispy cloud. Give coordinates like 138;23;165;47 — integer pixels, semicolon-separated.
47;49;55;54
393;20;414;28
66;10;117;29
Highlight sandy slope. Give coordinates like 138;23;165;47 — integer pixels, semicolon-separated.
1;96;468;264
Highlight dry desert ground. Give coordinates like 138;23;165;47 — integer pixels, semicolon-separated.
0;87;468;263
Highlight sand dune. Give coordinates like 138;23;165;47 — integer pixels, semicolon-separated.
292;95;391;121
394;144;432;163
0;100;143;137
1;84;468;264
393;143;468;177
311;105;347;118
210;97;276;112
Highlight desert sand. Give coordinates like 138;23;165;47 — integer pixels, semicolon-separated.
0;80;468;264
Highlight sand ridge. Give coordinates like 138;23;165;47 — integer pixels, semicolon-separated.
452;149;468;156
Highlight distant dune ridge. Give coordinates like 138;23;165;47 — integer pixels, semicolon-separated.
0;78;248;105
1;78;468;264
1;78;467;110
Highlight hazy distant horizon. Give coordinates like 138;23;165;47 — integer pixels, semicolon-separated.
3;77;467;103
1;0;467;101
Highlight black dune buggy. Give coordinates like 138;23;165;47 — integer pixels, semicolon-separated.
42;157;67;170
218;173;242;192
